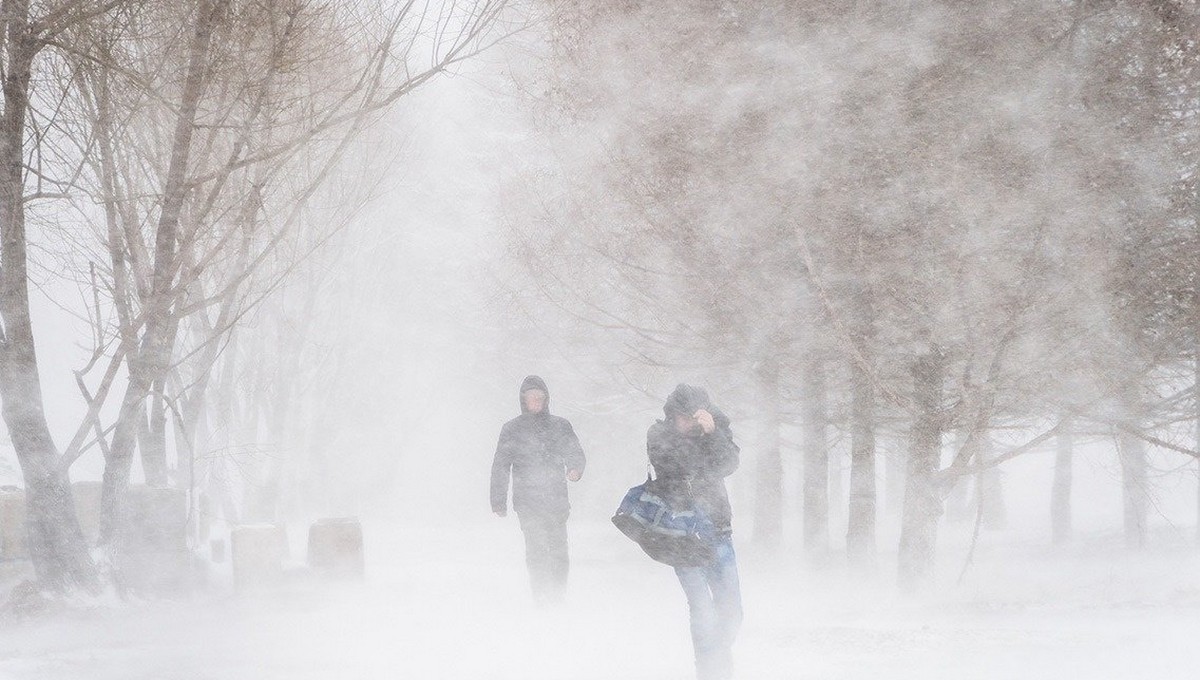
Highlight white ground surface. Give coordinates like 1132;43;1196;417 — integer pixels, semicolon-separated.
1;520;1198;680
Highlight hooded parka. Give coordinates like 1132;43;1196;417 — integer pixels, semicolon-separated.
490;376;586;520
647;384;740;531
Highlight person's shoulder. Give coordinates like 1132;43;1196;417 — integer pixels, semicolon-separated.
647;419;669;438
501;415;523;430
548;414;574;429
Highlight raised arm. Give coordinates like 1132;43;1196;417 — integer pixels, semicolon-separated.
705;427;740;477
703;409;740;478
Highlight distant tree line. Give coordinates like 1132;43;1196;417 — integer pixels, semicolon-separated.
502;0;1200;591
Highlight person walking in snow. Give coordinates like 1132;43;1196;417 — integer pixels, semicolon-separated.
648;384;742;680
490;375;586;604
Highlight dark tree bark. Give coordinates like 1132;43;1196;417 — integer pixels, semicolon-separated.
898;348;944;593
0;0;96;591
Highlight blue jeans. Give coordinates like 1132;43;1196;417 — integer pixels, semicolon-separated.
674;536;742;680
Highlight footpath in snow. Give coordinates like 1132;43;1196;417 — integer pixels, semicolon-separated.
1;520;1198;680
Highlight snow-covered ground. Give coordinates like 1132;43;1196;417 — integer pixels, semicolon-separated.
2;518;1198;680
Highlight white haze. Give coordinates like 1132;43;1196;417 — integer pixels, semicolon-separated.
2;4;1199;680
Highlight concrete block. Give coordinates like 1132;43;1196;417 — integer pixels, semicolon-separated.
307;517;364;579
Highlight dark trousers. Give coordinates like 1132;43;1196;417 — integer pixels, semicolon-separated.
517;512;569;604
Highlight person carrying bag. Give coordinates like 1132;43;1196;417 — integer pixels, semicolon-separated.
612;384;743;680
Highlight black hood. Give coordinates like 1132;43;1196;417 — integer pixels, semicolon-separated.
663;383;710;419
519;375;550;414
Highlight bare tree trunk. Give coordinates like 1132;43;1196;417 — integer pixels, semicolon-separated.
898;348;943;593
197;372;240;527
885;439;906;516
944;429;974;523
100;0;227;548
846;316;876;565
975;435;1007;530
170;371;193;493
0;0;96;591
143;291;189;488
1052;417;1073;545
1195;213;1200;545
753;352;783;548
1118;387;1148;550
247;348;286;523
801;355;828;553
99;372;152;546
828;444;845;534
139;376;170;487
1194;357;1200;546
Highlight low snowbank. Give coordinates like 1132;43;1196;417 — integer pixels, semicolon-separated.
0;519;1196;679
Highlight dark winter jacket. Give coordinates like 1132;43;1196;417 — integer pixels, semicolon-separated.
647;384;740;532
490;376;586;520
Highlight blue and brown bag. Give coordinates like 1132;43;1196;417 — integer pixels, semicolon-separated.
612;475;717;568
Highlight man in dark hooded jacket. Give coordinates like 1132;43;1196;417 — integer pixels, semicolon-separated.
490;375;585;603
648;384;741;680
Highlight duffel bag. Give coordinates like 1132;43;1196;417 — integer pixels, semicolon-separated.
611;478;717;568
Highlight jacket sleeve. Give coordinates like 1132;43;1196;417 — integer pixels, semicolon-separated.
490;424;514;513
561;420;586;475
702;412;739;478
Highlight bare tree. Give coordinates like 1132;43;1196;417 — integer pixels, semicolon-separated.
0;0;512;590
0;0;148;593
77;1;507;555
